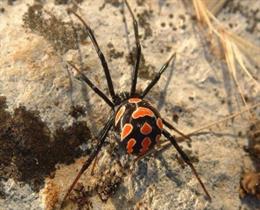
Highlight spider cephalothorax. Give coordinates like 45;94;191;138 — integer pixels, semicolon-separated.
61;0;211;208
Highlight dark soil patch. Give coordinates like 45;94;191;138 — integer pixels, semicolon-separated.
245;120;260;170
137;9;153;39
99;0;121;10
126;47;155;80
107;43;124;61
0;96;92;192
23;4;87;54
240;120;260;201
69;105;87;119
137;0;146;6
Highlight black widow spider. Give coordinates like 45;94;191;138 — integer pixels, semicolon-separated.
61;0;211;207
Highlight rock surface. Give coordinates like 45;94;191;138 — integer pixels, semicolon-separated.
0;0;259;210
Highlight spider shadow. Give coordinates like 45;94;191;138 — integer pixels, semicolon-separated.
67;16;107;135
108;157;161;208
155;152;184;186
181;0;243;153
61;53;98;135
157;61;175;112
68;66;100;135
196;28;237;115
180;0;238;116
240;195;260;209
182;0;239;116
109;151;184;209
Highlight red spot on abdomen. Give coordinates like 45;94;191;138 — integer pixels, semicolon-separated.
126;138;136;154
140;122;152;135
156;134;161;145
121;123;133;140
156;118;163;130
115;105;126;127
140;137;152;155
132;107;154;119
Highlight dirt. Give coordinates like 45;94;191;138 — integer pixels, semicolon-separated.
0;96;92;192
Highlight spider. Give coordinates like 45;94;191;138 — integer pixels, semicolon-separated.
61;0;211;207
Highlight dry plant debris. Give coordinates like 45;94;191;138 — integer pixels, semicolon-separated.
69;183;93;210
240;120;260;200
192;0;260;116
240;172;260;200
246;120;260;158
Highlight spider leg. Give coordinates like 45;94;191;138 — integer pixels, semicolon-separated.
68;62;114;109
60;114;114;208
124;0;141;96
162;119;192;142
162;129;211;200
141;53;176;98
68;10;117;103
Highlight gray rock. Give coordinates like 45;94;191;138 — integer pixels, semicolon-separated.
0;0;259;210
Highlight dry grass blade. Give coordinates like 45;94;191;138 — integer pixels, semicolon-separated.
221;33;249;110
136;102;260;162
150;102;260;158
187;102;260;135
204;0;227;16
192;0;260;119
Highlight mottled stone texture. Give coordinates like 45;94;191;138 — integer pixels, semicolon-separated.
0;0;259;210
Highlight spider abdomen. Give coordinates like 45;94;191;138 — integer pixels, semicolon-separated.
114;98;163;156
